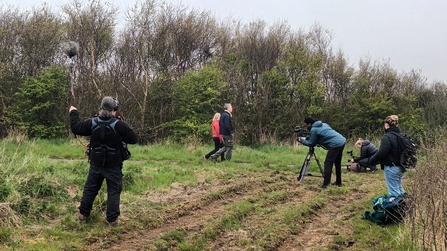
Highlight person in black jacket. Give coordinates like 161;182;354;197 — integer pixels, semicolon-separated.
70;96;138;226
349;138;378;172
210;103;234;162
369;115;406;197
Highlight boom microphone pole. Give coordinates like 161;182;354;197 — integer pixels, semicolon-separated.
63;41;79;138
63;41;79;106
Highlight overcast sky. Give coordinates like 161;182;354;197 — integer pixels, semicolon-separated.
2;0;446;83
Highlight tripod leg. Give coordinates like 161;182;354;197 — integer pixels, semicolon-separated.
298;152;312;182
313;153;325;178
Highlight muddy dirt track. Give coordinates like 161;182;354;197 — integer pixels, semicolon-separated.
87;168;378;251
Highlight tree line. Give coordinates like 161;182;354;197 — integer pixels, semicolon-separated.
1;0;446;146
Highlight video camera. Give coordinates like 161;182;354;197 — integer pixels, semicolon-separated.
347;150;354;158
294;126;309;141
346;150;356;162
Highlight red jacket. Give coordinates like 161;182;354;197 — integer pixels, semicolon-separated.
212;120;223;142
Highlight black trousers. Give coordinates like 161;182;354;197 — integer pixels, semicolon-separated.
205;137;224;160
79;164;123;223
358;158;376;169
323;145;345;185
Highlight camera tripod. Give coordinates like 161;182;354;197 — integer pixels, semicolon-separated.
297;146;324;182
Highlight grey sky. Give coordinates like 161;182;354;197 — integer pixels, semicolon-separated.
2;0;446;83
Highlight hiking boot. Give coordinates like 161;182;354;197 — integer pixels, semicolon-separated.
78;213;88;223
108;218;119;227
331;182;343;187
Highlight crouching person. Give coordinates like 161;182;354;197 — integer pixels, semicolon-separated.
349;138;378;172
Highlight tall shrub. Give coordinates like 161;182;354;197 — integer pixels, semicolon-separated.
2;66;68;138
169;65;226;143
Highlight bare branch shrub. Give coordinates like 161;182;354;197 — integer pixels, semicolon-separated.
405;131;447;251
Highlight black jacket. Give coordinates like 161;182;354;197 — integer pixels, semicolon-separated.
369;126;401;168
70;110;138;167
219;111;233;135
354;140;378;162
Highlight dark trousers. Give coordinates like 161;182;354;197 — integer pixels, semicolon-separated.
323;145;345;185
79;164;123;223
205;137;224;161
358;158;376;169
211;135;234;161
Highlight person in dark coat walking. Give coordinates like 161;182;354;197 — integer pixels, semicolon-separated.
70;96;138;226
349;138;378;172
210;103;234;162
369;115;406;197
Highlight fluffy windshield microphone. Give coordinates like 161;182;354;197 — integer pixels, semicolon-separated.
63;41;79;58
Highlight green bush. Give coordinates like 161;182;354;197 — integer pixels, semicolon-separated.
0;227;13;244
19;176;67;199
2;66;68;139
0;184;11;202
12;197;32;216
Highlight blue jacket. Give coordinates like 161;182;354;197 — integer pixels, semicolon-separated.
301;121;346;149
219;110;233;135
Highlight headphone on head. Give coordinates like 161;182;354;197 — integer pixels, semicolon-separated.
112;97;119;111
100;97;119;111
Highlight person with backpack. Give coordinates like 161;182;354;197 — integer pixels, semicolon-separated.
369;115;406;197
349;138;378;172
69;96;138;226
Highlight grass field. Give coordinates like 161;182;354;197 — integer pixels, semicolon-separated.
0;137;439;250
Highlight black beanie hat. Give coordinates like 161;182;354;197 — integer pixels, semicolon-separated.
303;117;315;124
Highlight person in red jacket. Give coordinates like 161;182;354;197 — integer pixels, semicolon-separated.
204;113;224;161
211;103;234;162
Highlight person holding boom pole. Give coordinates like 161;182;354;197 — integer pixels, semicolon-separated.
69;97;138;226
64;42;138;226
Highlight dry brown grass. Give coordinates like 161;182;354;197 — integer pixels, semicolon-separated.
5;127;28;144
405;138;447;251
0;203;22;228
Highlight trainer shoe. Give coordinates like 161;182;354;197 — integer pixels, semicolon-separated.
331;182;343;187
370;167;378;173
108;218;119;227
320;184;328;189
210;155;218;163
78;213;88;223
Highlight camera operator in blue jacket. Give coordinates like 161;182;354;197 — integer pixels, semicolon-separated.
298;117;346;189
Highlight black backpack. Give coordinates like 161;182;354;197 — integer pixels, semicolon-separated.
387;132;417;169
90;117;131;164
